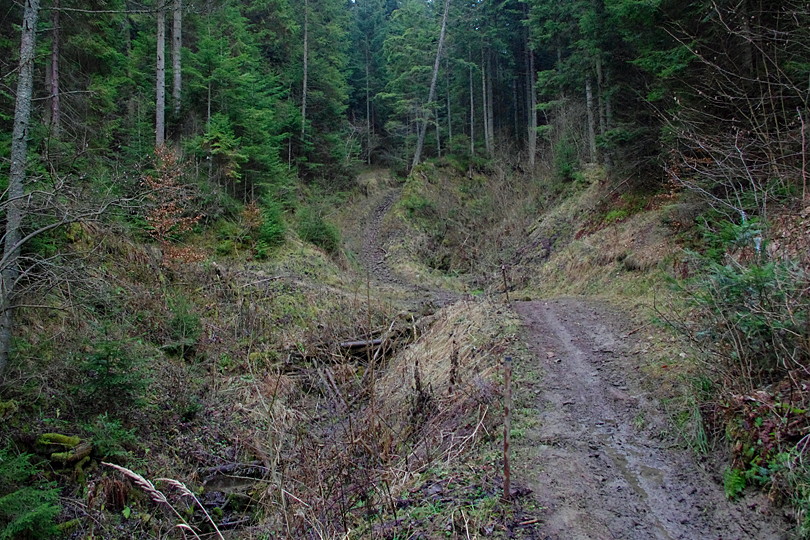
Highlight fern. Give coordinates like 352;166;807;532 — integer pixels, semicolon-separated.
723;467;747;499
0;449;61;539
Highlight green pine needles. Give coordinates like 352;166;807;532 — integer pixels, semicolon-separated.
0;448;61;539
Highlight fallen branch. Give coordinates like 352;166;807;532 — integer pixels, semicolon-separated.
339;338;384;349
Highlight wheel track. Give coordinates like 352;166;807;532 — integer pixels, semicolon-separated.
359;187;458;308
514;298;788;539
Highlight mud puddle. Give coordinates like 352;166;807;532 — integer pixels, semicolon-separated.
514;298;789;539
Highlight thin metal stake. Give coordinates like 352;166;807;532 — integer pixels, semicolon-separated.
503;356;513;501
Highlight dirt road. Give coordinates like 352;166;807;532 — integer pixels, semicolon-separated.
357;182;789;538
514;298;788;539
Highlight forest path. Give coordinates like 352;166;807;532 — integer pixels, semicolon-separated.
513;298;788;539
358;182;458;308
355;174;787;538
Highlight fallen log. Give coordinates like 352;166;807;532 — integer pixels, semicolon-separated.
51;441;93;465
339;338;384;350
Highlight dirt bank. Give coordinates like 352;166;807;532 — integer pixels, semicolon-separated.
513;298;789;539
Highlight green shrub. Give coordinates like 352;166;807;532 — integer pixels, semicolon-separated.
0;448;61;539
401;194;435;219
167;295;202;359
723;467;747;499
82;413;137;461
604;209;629;223
79;339;151;411
553;137;578;182
258;199;286;248
682;219;808;387
297;207;341;255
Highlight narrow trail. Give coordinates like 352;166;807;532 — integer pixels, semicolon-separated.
360;188;402;287
514;299;788;539
359;186;458;308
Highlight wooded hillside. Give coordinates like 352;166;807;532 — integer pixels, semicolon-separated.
0;0;808;537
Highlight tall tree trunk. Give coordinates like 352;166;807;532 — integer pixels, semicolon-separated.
597;57;612;168
512;77;518;142
155;3;166;147
301;0;309;138
446;55;452;143
469;58;475;156
172;0;182;117
526;44;537;169
481;51;491;156
486;53;494;155
0;0;40;378
585;75;597;162
365;41;371;164
436;113;441;158
48;0;60;138
596;55;606;137
411;0;450;169
124;13;136;130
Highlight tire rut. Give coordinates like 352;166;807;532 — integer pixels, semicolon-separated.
361;188;402;287
514;298;788;540
360;187;458;308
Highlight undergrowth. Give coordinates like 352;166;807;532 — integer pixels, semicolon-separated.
673;214;809;532
0;448;61;539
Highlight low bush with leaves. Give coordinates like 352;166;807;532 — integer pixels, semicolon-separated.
255;198;286;259
682;220;808;387
297;207;341;255
166;295;202;359
78;338;152;412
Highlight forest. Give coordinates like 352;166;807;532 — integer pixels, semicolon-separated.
0;0;808;537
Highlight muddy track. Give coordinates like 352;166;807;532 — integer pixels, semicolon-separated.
358;180;787;537
514;299;788;539
360;187;458;308
360;188;402;286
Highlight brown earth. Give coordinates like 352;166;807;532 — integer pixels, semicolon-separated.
359;186;458;309
513;298;789;539
358;179;792;539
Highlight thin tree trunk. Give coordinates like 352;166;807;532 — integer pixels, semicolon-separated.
301;0;309;138
446;55;452;143
486;53;494;154
436;113;441;158
1;0;40;378
155;3;166;147
481;49;493;157
526;44;537;169
411;0;450;169
49;0;60;137
124;13;136;129
172;0;182;117
605;68;613;129
585;76;597;162
365;41;371;164
596;55;606;137
481;52;487;154
469;58;475;156
512;77;518;142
